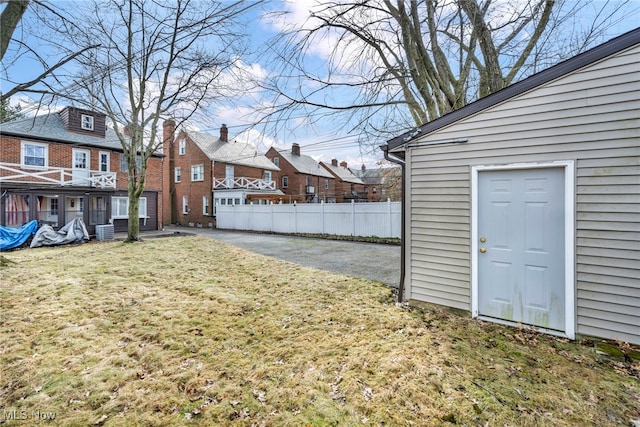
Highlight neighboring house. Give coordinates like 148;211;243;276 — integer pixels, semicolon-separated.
354;165;403;202
164;121;281;226
382;28;640;345
265;143;335;203
0;106;165;235
319;159;367;202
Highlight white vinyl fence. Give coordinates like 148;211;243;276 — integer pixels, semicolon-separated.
216;200;401;238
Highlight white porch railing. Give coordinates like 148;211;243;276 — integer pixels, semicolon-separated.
0;162;117;189
213;177;276;190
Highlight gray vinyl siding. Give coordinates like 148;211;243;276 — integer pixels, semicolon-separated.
406;45;639;343
576;155;639;343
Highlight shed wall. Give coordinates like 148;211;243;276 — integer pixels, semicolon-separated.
405;45;639;343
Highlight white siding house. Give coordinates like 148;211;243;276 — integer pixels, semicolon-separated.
383;28;639;344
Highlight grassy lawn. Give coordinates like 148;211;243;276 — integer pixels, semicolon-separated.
1;236;638;426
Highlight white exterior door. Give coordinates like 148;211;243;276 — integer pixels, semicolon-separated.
72;149;90;185
477;168;566;331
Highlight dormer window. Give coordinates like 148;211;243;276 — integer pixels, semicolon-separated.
81;114;94;131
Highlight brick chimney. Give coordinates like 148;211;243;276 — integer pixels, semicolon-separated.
162;118;176;226
331;159;338;166
220;124;228;142
163;119;176;146
292;143;300;156
340;161;348;168
361;164;366;172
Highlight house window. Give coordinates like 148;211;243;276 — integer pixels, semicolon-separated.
73;149;89;169
179;139;186;155
372;186;377;193
21;142;47;167
273;157;279;167
325;179;329;189
174;167;181;183
203;196;209;215
220;199;226;205
81;114;94;131
306;176;312;186
111;196;147;219
264;171;272;183
99;152;110;172
282;176;288;188
120;154;142;172
50;198;59;216
182;196;188;214
191;164;204;181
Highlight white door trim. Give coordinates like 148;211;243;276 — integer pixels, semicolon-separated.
471;161;575;339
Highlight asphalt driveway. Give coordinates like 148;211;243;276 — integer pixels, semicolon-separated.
164;226;401;287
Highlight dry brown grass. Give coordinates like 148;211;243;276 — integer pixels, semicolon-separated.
1;236;638;426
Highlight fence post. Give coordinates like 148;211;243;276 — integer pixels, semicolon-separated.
321;200;325;234
293;201;297;234
387;198;392;238
270;201;274;232
351;199;356;236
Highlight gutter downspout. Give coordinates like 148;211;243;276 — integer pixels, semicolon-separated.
381;144;405;303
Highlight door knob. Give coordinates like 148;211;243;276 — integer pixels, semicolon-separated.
480;247;487;253
480;237;486;243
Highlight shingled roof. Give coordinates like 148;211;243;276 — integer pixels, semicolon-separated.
320;161;364;184
274;147;333;178
1;111;124;151
187;130;279;171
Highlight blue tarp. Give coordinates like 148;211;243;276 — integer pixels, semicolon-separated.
0;220;39;251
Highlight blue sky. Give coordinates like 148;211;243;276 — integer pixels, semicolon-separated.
2;0;639;170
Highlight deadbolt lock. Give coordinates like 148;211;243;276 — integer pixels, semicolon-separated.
480;247;487;253
480;237;486;243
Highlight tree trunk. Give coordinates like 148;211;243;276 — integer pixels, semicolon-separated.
125;148;143;242
126;187;140;242
0;0;29;62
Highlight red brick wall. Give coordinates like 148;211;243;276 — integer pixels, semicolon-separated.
212;162;270;181
0;136;21;165
0;135;163;190
265;147;336;203
1;135;164;226
170;131;214;225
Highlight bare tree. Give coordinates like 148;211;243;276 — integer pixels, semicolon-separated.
260;0;636;144
68;0;260;242
0;0;98;102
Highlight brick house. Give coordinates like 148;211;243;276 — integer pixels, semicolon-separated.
164;121;281;226
354;165;403;202
319;159;367;202
0;106;165;235
265;143;335;203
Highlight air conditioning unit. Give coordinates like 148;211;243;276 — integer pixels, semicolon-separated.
95;224;114;241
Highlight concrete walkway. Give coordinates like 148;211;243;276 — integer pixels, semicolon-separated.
126;226;401;287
